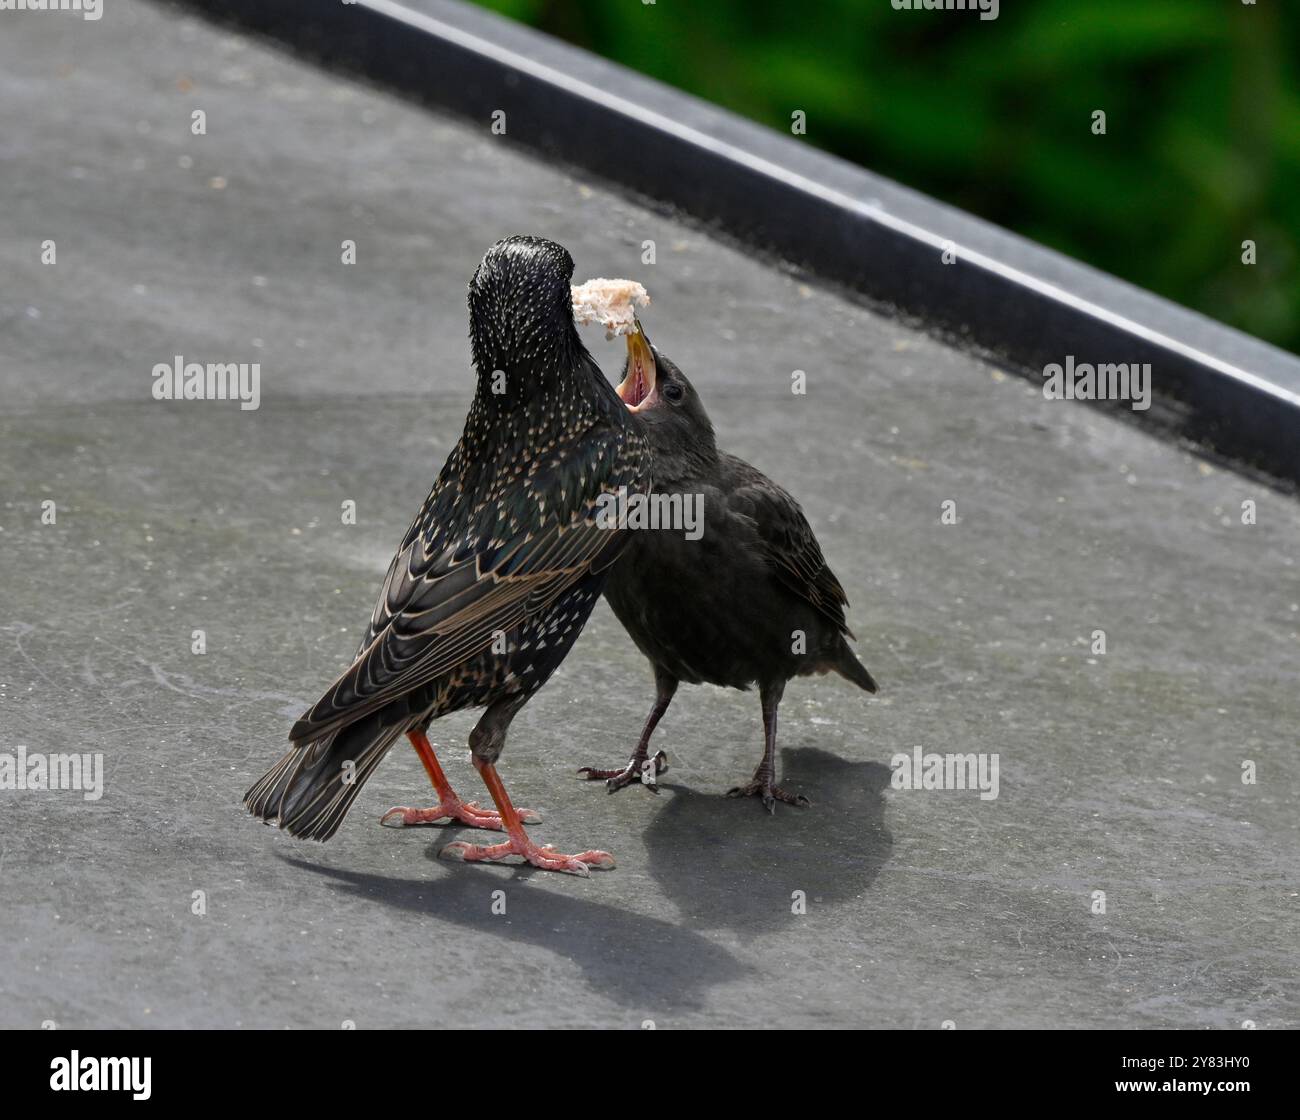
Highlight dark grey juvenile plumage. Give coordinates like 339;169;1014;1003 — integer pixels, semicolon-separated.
579;332;876;811
246;237;649;873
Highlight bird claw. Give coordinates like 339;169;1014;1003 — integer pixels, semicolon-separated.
576;749;668;794
726;779;810;813
439;837;615;876
618;773;660;796
380;801;542;831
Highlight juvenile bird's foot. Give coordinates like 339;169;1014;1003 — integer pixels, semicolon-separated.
726;777;811;814
440;835;615;877
576;749;668;793
380;800;541;831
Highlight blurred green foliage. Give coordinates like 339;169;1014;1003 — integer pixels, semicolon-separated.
473;0;1299;354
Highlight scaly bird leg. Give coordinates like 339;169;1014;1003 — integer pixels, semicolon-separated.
381;728;541;830
727;680;810;813
577;670;677;793
442;757;615;876
441;698;613;874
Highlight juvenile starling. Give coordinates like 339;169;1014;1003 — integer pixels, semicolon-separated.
578;327;876;811
246;236;650;874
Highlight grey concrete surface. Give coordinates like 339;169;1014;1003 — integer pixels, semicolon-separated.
1;2;1297;1030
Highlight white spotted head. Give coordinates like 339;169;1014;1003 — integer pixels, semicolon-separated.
468;236;581;380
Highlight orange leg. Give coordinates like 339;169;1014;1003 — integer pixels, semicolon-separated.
441;756;615;876
381;729;541;831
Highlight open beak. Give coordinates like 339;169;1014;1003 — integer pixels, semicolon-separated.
616;320;658;413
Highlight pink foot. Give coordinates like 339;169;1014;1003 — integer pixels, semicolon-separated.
440;835;615;876
380;800;541;831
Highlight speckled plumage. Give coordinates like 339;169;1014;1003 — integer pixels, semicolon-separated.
247;237;650;841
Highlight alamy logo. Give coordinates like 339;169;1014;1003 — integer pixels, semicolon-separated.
890;746;1000;800
0;746;104;800
50;1052;151;1100
152;356;261;411
1042;356;1151;411
891;0;998;20
0;0;102;18
595;487;703;541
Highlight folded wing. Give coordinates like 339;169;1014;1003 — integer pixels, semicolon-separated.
290;429;638;745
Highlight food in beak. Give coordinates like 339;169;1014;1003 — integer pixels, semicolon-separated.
571;278;650;339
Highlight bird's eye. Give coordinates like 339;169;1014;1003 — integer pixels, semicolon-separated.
663;383;684;403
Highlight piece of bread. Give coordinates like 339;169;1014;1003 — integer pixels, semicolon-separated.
571;278;650;338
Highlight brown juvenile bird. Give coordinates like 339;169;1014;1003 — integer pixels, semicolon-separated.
246;236;650;874
578;327;876;811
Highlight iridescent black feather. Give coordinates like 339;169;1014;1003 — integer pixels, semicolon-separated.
246;237;650;840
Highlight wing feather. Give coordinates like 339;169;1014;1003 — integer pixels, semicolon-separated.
723;455;854;637
289;426;640;743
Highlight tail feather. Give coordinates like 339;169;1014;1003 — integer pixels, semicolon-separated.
244;714;410;842
832;640;878;694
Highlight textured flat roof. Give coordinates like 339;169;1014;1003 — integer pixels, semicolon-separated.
1;1;1296;1028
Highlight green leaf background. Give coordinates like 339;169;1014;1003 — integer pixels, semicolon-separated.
474;0;1300;354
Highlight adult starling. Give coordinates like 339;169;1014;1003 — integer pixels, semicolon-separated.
246;236;650;874
578;327;877;811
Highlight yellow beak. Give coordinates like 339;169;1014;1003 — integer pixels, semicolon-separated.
616;320;657;412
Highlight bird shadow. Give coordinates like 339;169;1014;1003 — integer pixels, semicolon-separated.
642;747;894;939
278;852;752;1012
276;748;889;1009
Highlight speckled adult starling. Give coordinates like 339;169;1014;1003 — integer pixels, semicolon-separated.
246;236;650;874
578;327;876;811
